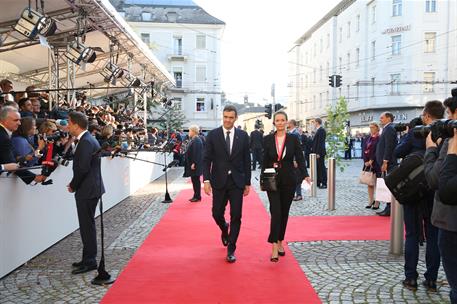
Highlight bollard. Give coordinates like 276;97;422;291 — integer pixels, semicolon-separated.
389;196;404;255
309;153;317;197
327;158;336;211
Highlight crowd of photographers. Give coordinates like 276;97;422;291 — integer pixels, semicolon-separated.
0;79;190;185
361;90;457;302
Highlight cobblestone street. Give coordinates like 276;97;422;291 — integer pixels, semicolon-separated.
0;160;452;303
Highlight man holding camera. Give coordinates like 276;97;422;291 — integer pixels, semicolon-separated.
67;111;105;275
396;101;443;291
425;96;457;303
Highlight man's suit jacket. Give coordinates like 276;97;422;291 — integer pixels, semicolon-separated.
0;125;35;184
312;127;326;157
70;131;105;200
203;126;251;190
250;129;263;150
262;133;309;187
375;123;398;168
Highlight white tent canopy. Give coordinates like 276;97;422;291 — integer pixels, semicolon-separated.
0;0;175;97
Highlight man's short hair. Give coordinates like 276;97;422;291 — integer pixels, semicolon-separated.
444;96;457;114
315;118;322;125
18;97;30;109
423;100;445;119
383;112;395;122
0;105;18;121
223;105;237;117
0;79;13;87
2;101;18;110
289;119;297;126
69;111;88;130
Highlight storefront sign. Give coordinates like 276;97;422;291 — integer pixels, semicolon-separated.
382;25;411;35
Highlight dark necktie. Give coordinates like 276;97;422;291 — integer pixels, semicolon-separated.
225;131;231;154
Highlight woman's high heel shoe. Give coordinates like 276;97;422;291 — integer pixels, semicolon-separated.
372;202;380;210
365;201;375;209
278;250;285;256
270;256;279;262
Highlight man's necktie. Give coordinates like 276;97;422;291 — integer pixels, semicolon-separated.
225;131;231;155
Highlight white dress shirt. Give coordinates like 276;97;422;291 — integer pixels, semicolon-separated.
223;126;235;154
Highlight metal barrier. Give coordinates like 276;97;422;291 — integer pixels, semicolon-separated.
309;153;317;197
327;158;336;210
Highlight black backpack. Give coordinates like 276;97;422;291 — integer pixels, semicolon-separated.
384;152;428;205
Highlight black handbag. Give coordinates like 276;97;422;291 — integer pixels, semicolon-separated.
260;171;278;192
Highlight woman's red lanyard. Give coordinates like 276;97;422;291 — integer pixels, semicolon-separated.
275;134;286;164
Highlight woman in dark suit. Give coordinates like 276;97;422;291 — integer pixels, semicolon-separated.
184;125;203;202
262;111;311;262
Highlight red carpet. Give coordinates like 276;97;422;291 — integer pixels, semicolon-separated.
102;189;321;304
286;216;390;242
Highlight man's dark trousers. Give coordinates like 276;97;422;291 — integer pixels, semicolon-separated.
212;174;243;252
439;229;457;304
317;157;327;186
252;148;262;170
191;176;201;199
76;198;99;266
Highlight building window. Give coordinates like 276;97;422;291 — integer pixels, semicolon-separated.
326;62;330;78
196;65;206;82
356;15;360;32
371;41;376;60
196;34;206;49
339;27;343;43
347;21;351;38
356;48;360;67
371;77;375;96
390;74;401;95
347;52;351;70
141;33;150;44
347;85;350;98
174;97;182;110
326;91;329;106
425;32;436;53
196;97;206;112
174;36;182;55
339;57;342;74
313;69;316;83
392;35;401;55
319;93;323;108
372;5;376;24
320;65;323;81
327;33;330;48
393;0;402;16
313;95;316;110
423;72;435;92
173;71;183;88
314;43;317;57
305;75;308;88
426;0;436;12
305;52;308;64
320;38;323;52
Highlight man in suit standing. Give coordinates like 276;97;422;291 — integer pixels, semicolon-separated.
0;106;45;184
288;120;304;200
250;124;263;170
67;111;105;274
203;105;251;263
375;112;398;216
312;118;327;188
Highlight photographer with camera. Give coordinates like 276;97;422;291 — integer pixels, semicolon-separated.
424;95;457;303
394;101;444;292
11;117;45;167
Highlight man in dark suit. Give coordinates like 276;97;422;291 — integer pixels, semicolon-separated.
184;125;203;202
250;125;263;170
0;106;45;184
301;131;312;168
312;118;327;188
67;111;105;274
375;111;398;216
203;105;251;263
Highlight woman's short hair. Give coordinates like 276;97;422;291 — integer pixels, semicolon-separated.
369;121;380;130
101;125;114;138
188;125;199;133
273;110;288;121
38;120;57;134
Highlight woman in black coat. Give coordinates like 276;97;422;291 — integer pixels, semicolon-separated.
262;111;311;262
184;125;203;202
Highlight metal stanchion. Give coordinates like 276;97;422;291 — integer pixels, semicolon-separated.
327;158;336;211
309;153;317;197
390;196;404;255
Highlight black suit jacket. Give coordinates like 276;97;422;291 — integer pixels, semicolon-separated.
0;125;35;184
312;127;326;157
250;129;263;150
375;123;398;168
70;131;105;200
184;136;203;177
262;133;309;187
203;127;251;189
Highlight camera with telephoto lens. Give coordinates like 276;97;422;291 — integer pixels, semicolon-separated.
40;131;69;142
413;119;457;142
393;117;423;132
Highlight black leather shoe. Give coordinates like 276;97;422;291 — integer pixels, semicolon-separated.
72;261;84;267
221;223;229;247
321;185;327;189
71;264;97;275
402;278;418;291
189;198;201;202
422;280;437;292
270;256;279;262
226;251;236;263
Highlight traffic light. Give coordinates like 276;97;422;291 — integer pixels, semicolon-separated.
274;103;284;111
329;75;335;87
335;75;342;87
265;104;272;119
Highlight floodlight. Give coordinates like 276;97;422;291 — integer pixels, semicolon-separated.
65;41;97;65
100;62;124;83
14;8;57;39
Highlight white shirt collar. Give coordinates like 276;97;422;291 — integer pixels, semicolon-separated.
0;124;12;137
223;126;235;134
77;130;88;141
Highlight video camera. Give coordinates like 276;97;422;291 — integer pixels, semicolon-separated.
393;117;423;132
413;119;457;142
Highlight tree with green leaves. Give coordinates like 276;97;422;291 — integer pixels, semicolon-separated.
325;96;350;172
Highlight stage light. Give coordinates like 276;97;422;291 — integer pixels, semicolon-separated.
14;8;57;39
124;72;141;87
65;41;97;65
100;62;124;83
